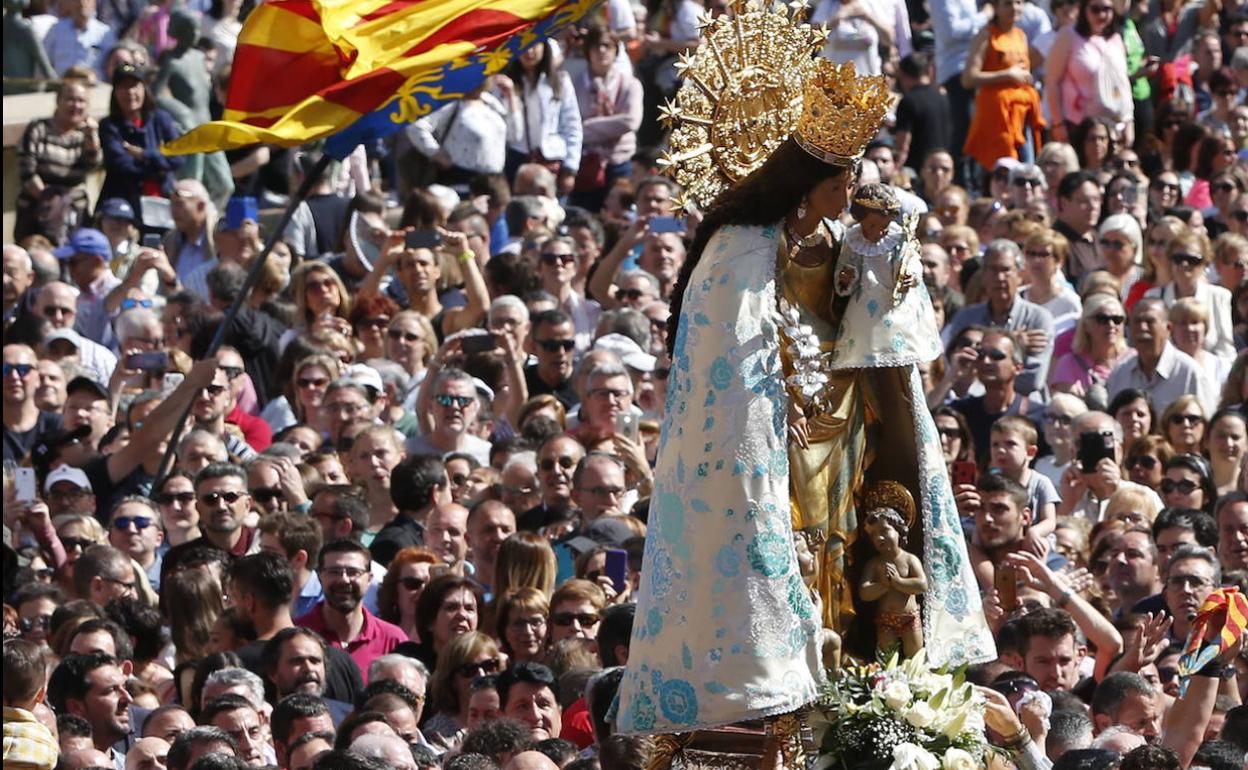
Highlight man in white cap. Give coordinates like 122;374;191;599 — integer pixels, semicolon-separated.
45;465;96;518
34;283;117;383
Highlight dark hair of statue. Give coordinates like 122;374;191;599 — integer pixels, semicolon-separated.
666;137;852;356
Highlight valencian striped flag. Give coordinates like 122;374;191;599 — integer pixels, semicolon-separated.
162;0;601;158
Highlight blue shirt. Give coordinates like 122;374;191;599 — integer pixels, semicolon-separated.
292;570;324;620
43;17;116;79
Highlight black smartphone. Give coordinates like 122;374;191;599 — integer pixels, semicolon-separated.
141;232;163;249
461;334;498;354
1077;431;1115;473
127;351;169;371
649;216;684;234
604;548;628;593
405;229;442;249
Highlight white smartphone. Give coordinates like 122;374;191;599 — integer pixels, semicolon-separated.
15;467;37;502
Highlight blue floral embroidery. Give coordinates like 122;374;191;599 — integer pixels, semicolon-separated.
747;530;791;577
630;692;656;731
715;545;741;577
659;679;699;725
708;357;733;390
646;607;663;636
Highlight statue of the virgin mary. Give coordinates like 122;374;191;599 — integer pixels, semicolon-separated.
614;1;995;745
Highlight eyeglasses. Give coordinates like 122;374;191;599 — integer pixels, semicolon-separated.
1160;478;1200;495
3;363;34;378
435;394;475;409
119;298;154;311
551;611;600;627
60;536;94;551
157;491;196;505
540;251;576;266
1126;455;1158;470
537;338;576;353
320;565;367;580
540;456;577;472
582;485;625;498
199;490;247;506
1012;178;1043;188
1150;182;1180;193
104;576;136;592
47;488;89;504
1168;413;1203;426
387;330;423;342
324;401;368;416
508;615;546;630
1098;239;1129;251
1170;253;1204;267
358;317;390;330
1024;250;1054;260
111;515;153;530
1165;574;1213;590
42;305;74;319
250;487;284;504
203;384;227;397
18;613;53;633
221;366;244;380
1092;313;1125;325
455;657;502;678
978;348;1009;362
399;576;428;591
297;377;330;389
615;288;647;301
589;388;630;401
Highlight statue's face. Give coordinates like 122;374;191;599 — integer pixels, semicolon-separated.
806;171;853;221
863;508;901;550
859;211;893;242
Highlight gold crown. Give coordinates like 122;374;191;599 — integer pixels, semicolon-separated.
657;0;826;210
794;60;894;166
860;480;917;531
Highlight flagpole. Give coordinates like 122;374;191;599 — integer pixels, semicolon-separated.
153;153;334;486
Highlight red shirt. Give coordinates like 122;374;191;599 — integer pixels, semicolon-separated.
227;404;273;452
560;696;594;749
295;603;407;682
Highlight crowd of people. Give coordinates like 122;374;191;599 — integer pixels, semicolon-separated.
2;0;1248;768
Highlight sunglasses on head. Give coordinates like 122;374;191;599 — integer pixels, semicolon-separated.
157;491;196;505
537;338;576;353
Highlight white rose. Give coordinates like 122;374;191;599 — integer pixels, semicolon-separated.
890;742;941;770
903;701;937;729
942;747;977;770
883;681;913;710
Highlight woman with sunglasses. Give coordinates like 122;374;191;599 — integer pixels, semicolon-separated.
1050;294;1129;404
1145;232;1235;362
1160;395;1206;456
154;470;199;552
932;406;977;474
1045;0;1132;145
1122;434;1173;492
424;631;505;745
1205;409;1247;497
1161;455;1218;517
285;262;354;349
347;293;400;362
265;354;342;438
1207;169;1248;241
376;546;440;642
1096;214;1144;301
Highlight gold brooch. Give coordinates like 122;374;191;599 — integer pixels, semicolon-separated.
658;0;826;211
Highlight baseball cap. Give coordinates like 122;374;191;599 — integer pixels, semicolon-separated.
565;516;634;555
31;425;92;472
66;375;111;402
44;328;84;349
43;462;93;493
992;157;1022;174
593;333;656;373
52;228;111;261
111;63;145;86
339;364;384;396
98;198;136;222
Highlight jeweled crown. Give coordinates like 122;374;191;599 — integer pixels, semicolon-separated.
794;60;893;166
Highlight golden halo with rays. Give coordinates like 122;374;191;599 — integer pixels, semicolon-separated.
657;0;826;212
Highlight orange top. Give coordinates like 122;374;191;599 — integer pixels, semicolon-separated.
964;23;1046;170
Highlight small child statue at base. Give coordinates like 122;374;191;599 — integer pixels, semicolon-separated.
794;531;842;673
857;480;927;657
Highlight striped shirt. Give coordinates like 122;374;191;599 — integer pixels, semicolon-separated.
18;118;102;189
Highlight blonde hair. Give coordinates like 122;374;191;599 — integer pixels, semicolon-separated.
291;262;353;329
1142;217;1188;282
1072;293;1128;360
1024;229;1070;267
492;532;558;599
1170;297;1210;329
54;513;106;544
429;631;500;717
1103;486;1162;528
1213;232;1248;265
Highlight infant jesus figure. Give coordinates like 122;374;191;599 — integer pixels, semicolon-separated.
857;481;927;658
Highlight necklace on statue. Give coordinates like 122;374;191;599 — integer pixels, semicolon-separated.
786;219;829;259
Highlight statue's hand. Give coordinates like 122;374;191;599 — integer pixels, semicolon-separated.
787;400;809;449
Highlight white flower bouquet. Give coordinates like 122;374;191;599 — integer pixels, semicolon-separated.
809;650;989;770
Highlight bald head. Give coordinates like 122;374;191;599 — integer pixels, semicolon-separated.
65;748;112;770
126;737;171;770
350;733;416;770
424;503;470;567
505;751;561;770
